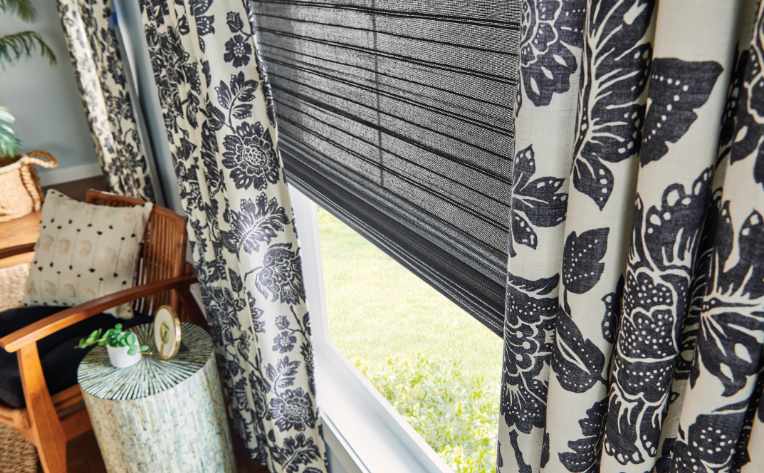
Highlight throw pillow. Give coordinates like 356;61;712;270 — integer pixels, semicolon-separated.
23;190;153;319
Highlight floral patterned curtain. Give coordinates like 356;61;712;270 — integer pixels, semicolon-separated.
498;1;764;472
57;0;155;201
138;1;327;471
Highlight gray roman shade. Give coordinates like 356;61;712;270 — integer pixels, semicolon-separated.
251;0;520;334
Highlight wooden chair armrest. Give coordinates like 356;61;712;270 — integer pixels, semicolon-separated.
0;242;35;260
1;274;196;353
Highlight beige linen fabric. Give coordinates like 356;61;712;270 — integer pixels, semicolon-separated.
23;190;152;318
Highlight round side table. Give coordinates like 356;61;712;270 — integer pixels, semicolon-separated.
77;323;235;473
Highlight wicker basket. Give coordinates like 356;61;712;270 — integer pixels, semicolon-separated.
0;151;58;222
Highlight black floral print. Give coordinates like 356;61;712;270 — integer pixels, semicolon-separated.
221;194;289;254
501;273;557;438
641;59;723;166
553;229;609;395
273;331;297;353
270;388;315;432
224;34;252;67
246;290;267;333
561;228;608;295
227;11;244;32
518;0;585;107
559;399;607;473
670;215;713;385
275;314;290;330
501;3;764;472
600;280;623;345
270;433;322;473
731;9;764;188
139;0;326;470
59;0;155;200
145;25;201;133
550;228;610;473
604;169;712;466
691;196;764;395
658;183;761;473
509;145;568;256
501;0;584;470
191;0;214;38
222;121;280;190
571;0;653;209
671;407;748;472
254;243;305;305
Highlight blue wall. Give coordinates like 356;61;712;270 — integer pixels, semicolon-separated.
0;0;100;184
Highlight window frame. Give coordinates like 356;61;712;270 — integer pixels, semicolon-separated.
290;185;454;473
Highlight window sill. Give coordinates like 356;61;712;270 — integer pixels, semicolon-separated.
314;341;452;473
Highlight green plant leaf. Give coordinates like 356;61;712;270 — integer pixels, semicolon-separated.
0;0;36;22
116;332;129;347
356;354;499;473
77;328;104;349
0;106;19;157
0;30;56;66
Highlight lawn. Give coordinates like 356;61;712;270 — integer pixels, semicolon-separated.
317;208;503;473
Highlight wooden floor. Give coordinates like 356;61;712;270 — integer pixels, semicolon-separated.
45;175;110;201
68;431;270;473
1;176;269;473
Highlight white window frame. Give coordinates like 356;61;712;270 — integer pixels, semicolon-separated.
290;185;454;473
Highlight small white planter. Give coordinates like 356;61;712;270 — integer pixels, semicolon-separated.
107;345;142;369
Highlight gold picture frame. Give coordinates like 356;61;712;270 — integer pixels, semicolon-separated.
153;305;182;360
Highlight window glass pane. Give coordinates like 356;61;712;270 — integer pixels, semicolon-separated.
318;207;502;473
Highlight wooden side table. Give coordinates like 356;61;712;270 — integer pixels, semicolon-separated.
77;323;235;473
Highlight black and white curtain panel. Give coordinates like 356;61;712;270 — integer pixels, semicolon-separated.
58;0;155;201
499;1;764;472
139;1;327;471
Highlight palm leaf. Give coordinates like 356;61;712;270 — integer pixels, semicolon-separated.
0;0;36;22
0;31;56;65
0;107;20;158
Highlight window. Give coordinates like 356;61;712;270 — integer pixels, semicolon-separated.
296;186;502;473
254;0;521;330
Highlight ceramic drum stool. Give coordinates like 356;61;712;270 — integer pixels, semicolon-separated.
77;323;235;473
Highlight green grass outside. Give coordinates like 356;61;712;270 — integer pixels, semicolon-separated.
317;208;503;473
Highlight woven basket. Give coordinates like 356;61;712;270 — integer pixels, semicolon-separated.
0;424;37;473
0;151;58;222
0;263;29;312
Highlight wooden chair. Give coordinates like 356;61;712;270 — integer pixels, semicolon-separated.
0;191;204;473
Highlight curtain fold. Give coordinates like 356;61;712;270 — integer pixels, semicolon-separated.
57;0;155;201
497;0;584;469
743;386;764;472
498;1;764;472
542;1;653;471
138;1;327;471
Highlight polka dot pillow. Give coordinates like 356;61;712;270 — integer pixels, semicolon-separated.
23;190;153;319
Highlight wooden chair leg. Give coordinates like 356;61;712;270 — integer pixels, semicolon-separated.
18;344;67;473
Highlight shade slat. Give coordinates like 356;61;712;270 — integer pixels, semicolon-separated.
254;0;519;331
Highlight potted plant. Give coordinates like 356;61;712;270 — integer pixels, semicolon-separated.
0;0;58;221
78;324;150;369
